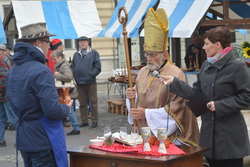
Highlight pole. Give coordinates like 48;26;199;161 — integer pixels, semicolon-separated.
118;7;137;127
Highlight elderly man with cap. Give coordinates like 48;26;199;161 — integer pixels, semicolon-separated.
6;23;73;167
126;8;199;146
0;43;18;147
71;36;101;128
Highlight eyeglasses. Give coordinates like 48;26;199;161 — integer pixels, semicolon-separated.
40;39;51;44
144;52;163;58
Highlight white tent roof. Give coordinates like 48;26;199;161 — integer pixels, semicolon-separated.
99;0;213;38
12;1;103;39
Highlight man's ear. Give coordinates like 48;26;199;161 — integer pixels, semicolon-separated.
34;39;41;47
163;52;169;59
164;51;173;64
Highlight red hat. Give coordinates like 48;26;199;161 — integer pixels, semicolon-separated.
51;39;62;50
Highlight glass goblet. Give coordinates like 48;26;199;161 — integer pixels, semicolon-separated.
131;126;139;147
104;127;111;139
119;127;127;146
104;127;114;146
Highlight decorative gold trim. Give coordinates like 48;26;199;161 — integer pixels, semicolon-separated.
138;70;149;107
168;132;176;143
178;136;198;146
155;82;162;108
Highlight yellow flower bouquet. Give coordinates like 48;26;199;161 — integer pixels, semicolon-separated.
241;42;250;68
242;42;250;59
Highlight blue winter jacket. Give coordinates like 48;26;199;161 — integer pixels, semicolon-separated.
71;47;101;84
6;42;70;152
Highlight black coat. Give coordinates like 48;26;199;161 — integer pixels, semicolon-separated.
171;50;250;159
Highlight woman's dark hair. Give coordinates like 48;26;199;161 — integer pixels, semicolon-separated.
203;26;231;49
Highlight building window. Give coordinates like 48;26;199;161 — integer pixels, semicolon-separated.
64;39;72;49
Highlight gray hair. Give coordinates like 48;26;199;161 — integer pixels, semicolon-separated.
51;50;64;59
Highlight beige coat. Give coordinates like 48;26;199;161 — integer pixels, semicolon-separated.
54;58;77;98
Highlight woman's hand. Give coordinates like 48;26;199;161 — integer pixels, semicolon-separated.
207;101;216;111
158;76;174;86
126;87;136;99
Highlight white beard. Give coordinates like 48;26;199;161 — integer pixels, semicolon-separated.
147;59;165;71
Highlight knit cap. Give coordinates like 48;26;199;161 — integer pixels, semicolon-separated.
51;39;63;50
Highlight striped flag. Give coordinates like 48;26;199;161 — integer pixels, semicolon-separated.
98;0;158;38
0;15;6;43
157;0;213;37
99;0;213;38
12;1;103;39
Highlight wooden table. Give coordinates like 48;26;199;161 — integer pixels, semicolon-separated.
67;145;210;167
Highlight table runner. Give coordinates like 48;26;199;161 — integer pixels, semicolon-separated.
89;143;185;155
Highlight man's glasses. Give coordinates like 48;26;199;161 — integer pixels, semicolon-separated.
40;39;51;44
144;52;163;58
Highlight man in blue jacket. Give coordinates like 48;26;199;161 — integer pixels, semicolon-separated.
6;22;73;167
71;36;101;128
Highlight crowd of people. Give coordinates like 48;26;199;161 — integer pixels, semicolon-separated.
0;7;250;167
0;20;102;166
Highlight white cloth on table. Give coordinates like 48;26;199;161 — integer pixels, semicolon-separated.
126;94;181;141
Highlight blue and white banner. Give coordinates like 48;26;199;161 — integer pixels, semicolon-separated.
98;0;158;38
12;1;103;39
100;0;213;38
0;15;6;43
157;0;213;38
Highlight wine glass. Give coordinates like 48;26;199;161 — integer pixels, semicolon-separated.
104;127;114;146
131;126;139;147
119;127;127;146
104;127;111;140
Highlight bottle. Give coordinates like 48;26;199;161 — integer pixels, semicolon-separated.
68;56;72;63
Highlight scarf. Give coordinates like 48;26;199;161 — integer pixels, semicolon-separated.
207;47;232;64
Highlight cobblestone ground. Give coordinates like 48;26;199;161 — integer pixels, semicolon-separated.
0;153;23;163
77;85;131;136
